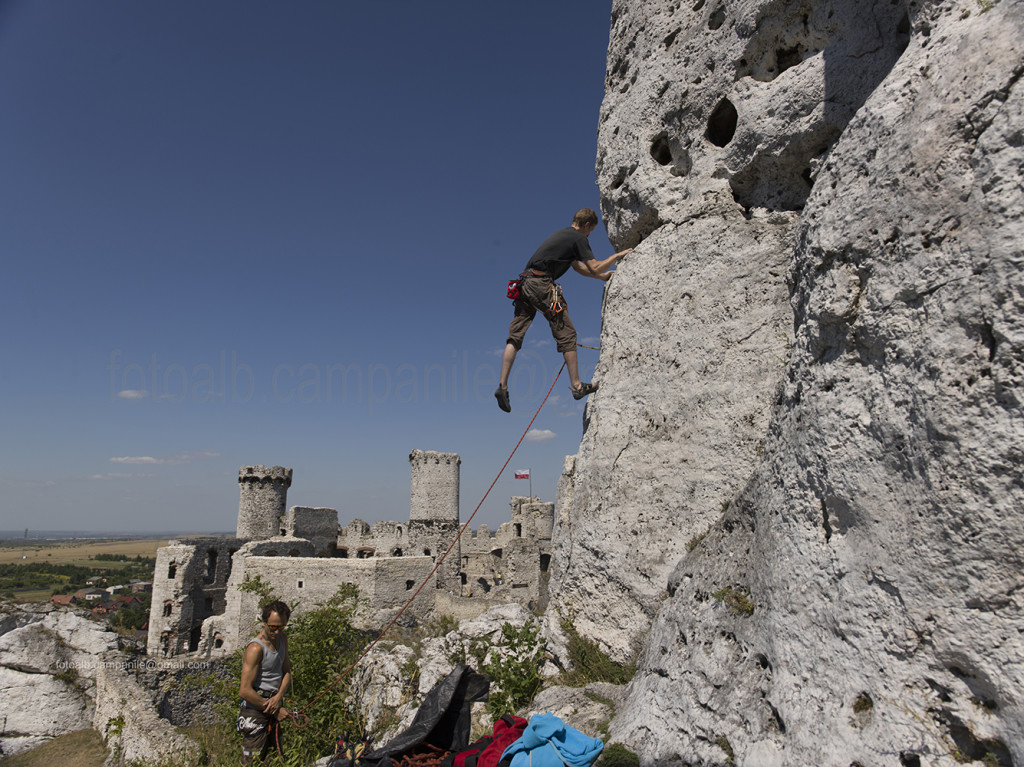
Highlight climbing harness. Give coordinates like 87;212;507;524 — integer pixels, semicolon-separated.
286;362;568;728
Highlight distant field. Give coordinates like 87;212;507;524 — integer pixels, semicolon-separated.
0;538;168;566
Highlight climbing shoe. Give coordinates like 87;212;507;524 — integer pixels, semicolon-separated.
572;382;599;400
495;386;511;412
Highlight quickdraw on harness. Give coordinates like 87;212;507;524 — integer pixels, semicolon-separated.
548;283;565;314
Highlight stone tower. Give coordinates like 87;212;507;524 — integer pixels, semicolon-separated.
236;465;292;540
408;450;460;588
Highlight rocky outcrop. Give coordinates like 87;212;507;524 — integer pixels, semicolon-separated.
548;0;1024;764
93;660;201;766
0;602;118;757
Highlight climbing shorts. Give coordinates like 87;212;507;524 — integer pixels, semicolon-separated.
506;275;577;353
238;699;281;763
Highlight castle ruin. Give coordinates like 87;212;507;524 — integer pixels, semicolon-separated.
146;450;553;656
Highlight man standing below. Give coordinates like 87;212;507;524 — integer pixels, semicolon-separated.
496;208;632;412
237;600;292;763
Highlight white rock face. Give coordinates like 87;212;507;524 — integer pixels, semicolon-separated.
0;667;93;750
548;0;1024;764
0;605;119;756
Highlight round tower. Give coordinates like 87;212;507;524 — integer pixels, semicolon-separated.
409;450;460;522
408;450;461;590
236;465;293;540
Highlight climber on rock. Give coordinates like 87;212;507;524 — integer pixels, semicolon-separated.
495;208;632;412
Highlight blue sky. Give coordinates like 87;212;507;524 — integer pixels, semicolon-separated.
0;1;616;534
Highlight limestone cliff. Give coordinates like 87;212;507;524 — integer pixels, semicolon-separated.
546;0;1023;764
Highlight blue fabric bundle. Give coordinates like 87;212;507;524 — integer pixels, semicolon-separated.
500;713;604;767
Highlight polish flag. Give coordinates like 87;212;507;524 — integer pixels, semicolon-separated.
514;470;530;479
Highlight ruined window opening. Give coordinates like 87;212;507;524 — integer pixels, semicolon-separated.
297;580;304;589
405;580;414;590
460;573;468;585
357;548;375;559
289;549;300;557
280;528;286;536
393;548;403;557
423;548;431;557
163;601;172;617
336;547;349;559
540;554;551;573
214;634;224;649
514;523;522;538
265;550;278;557
705;98;738;147
205;549;217;582
204;597;213;612
167;562;177;579
188;626;201;652
492;548;503;561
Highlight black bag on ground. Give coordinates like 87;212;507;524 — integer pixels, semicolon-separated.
328;664;490;767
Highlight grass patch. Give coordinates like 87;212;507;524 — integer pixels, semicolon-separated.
711;586;755;617
596;742;639;767
686;528;710;552
715;735;735;766
1;729;109;767
559;620;635;686
853;693;873;714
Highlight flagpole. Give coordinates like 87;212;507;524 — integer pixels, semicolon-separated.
529;468;532;499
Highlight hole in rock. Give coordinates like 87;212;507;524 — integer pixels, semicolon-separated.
708;5;725;29
651;133;673;165
899;754;921;767
705;98;737;147
776;46;802;75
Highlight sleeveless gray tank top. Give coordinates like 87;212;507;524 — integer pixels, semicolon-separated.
247;635;287;694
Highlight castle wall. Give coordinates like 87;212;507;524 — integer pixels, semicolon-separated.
228;555;437;647
146;538;243;656
284;506;338;555
149;457;555;657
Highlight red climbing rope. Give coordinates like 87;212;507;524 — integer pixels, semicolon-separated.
289;361;567;725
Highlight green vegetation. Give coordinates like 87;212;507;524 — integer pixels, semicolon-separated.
596;743;640;767
559;619;635;686
853;692;873;714
0;729;109;767
477;620;544;717
715;735;735;766
0;559;155;593
109;594;153;632
191;583;373;767
711;586;755;617
687;528;710;552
